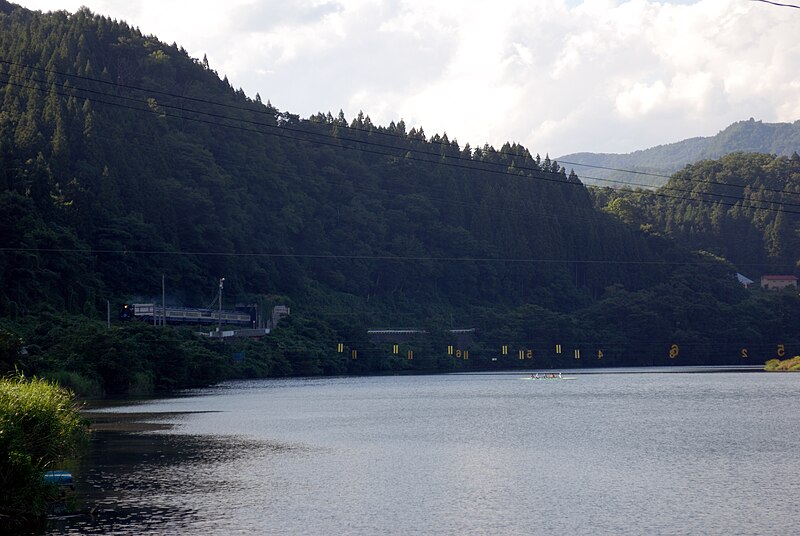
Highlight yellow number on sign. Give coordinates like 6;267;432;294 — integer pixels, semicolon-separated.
669;344;679;359
741;348;748;359
778;344;786;358
526;349;533;359
597;349;604;359
456;349;462;358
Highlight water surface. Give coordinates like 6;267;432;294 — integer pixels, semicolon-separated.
51;370;800;535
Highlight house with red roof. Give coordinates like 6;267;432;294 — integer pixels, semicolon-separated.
760;275;798;291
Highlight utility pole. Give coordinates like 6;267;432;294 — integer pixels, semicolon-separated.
162;274;166;327
218;277;225;337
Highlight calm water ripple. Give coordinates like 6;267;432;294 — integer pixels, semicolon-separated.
49;370;800;535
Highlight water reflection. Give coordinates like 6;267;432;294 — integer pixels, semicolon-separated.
48;412;303;535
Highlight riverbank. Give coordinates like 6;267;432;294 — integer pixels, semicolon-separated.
765;356;800;371
0;373;89;530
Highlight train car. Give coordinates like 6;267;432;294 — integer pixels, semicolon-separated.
122;303;254;326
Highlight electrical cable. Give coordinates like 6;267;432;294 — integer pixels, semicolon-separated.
750;0;800;8
2;71;800;219
3;57;800;199
0;245;793;268
1;60;799;271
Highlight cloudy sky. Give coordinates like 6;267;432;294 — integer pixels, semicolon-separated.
14;0;800;156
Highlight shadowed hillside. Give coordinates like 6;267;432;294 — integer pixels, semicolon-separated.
0;2;797;391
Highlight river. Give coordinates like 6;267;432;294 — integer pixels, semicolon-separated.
48;368;800;535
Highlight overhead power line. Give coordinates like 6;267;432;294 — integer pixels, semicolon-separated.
2;70;800;224
1;55;800;266
750;0;800;8
2;57;799;200
0;246;790;268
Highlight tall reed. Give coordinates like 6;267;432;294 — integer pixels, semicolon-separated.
0;372;88;526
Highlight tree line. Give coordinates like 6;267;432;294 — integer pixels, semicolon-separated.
0;2;798;394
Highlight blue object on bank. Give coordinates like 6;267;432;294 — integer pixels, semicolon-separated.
44;470;73;485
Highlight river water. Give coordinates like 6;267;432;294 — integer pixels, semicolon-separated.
49;369;800;535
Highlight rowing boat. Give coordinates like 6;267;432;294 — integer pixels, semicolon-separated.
519;376;577;381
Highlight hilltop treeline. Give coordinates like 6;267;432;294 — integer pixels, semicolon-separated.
0;3;798;393
560;119;800;188
0;3;661;314
594;152;800;273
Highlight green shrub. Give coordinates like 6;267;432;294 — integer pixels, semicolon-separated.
0;327;23;373
765;356;800;372
45;370;103;398
128;370;155;395
0;372;88;526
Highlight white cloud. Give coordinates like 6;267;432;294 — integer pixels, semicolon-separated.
13;0;800;155
615;80;668;118
615;72;714;119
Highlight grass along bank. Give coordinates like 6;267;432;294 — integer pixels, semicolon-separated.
0;372;89;529
765;356;800;372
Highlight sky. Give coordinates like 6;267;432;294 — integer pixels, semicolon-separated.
13;0;800;156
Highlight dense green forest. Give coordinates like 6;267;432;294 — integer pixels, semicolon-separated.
560;119;800;188
592;152;800;272
0;2;798;394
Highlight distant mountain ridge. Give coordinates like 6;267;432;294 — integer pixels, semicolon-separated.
559;119;800;188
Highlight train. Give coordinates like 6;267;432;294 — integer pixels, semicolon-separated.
120;303;255;326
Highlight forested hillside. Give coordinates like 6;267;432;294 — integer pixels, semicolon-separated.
0;2;797;393
0;2;658;314
593;152;800;275
560;119;800;188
